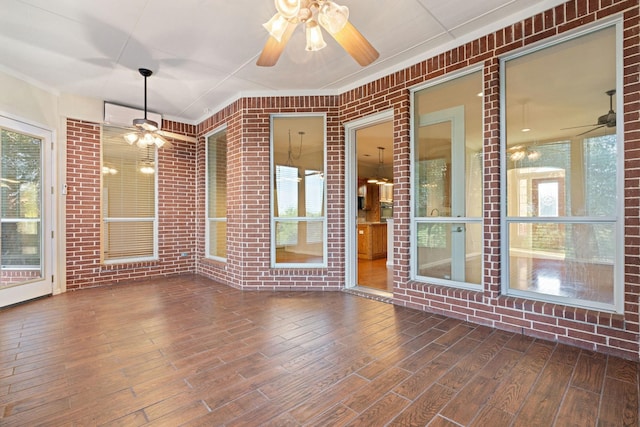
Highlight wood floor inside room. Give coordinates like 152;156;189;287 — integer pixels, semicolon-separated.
1;275;638;426
358;257;393;292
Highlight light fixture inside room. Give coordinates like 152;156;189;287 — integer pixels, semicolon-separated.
123;68;169;150
508;145;540;162
138;146;155;174
282;129;303;182
102;165;118;175
368;146;392;186
257;0;379;67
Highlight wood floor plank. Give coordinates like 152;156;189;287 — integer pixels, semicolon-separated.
571;352;607;394
439;375;500;425
388;383;456;426
0;274;637;426
512;361;573;426
345;392;410;426
598;377;639;427
554;386;599;427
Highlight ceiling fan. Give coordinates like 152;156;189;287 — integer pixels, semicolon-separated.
562;89;617;136
257;0;379;67
123;68;196;149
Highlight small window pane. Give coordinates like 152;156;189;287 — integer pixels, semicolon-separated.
508;222;615;304
275;220;324;264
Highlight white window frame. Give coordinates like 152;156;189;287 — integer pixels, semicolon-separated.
205;125;227;262
499;19;624;313
409;66;484;290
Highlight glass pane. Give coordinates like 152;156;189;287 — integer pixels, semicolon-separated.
105;221;154;259
505;26;617;219
1;128;43;283
414;70;483;219
416;222;482;285
275;220;324;264
208;220;227;258
207;130;227;218
508;222;614;304
272;116;325;265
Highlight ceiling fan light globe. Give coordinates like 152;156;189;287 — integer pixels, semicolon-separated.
139;164;155;174
124;132;138;145
154;135;167;148
318;1;349;34
263;13;289;42
274;0;300;19
305;20;326;51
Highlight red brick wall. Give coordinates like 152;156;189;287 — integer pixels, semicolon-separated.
193;0;640;360
65;119;197;289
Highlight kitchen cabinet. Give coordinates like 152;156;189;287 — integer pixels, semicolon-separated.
357;223;387;260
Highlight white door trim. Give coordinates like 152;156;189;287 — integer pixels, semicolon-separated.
344;109;394;289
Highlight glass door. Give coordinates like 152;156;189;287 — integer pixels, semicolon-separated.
1;116;53;307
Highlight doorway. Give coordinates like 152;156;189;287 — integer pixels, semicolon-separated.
345;110;394;294
0;115;55;307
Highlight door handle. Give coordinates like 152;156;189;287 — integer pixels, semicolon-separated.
452;226;464;232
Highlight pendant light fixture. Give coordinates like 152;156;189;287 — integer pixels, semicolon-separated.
368;146;392;185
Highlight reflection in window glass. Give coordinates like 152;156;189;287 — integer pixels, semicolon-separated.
206;128;227;260
503;24;620;309
412;70;483;287
272;116;326;266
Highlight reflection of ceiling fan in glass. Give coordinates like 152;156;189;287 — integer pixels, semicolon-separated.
562;89;616;136
257;0;379;67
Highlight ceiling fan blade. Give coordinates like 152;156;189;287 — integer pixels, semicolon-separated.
560;123;599;130
576;125;605;137
158;130;197;143
256;22;297;67
327;21;379;66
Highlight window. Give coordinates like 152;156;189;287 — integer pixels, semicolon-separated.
271;115;326;266
101;126;157;263
1;128;42;269
502;24;622;311
411;69;483;288
206;128;227;260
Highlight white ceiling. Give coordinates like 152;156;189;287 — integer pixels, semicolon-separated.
1;0;567;124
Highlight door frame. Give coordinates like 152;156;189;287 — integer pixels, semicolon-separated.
344;109;394;290
0;113;56;307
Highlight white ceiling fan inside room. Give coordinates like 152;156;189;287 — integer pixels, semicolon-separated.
257;0;379;67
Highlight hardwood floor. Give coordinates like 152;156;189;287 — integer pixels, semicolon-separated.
358;258;393;292
1;274;638;426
